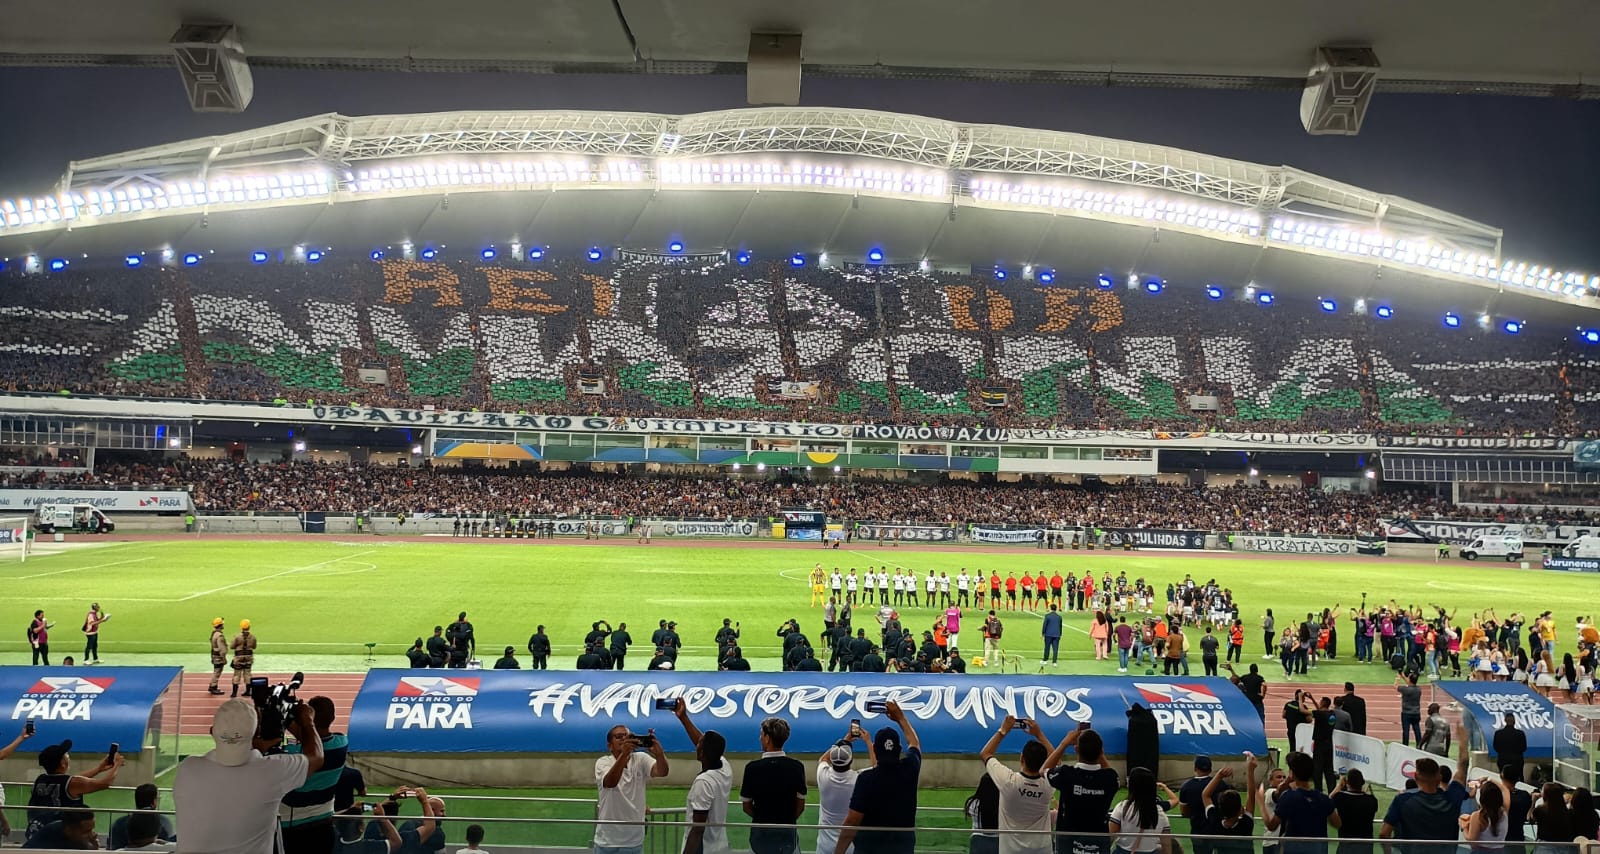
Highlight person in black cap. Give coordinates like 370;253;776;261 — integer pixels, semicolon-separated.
493;646;520;669
405;639;429;668
833;701;922;854
26;740;124;841
608;621;633;670
648;646;675;671
424;627;449;668
527;625;551;670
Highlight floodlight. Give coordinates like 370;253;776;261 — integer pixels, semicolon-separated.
420;247;438;260
1205;286;1224;301
481;247;497;260
1037;270;1055;284
1582;329;1600;344
867;247;884;263
182;253;201;266
48;258;66;271
1144;278;1163;294
251;251;268;264
790;253;805;268
1097;274;1115;290
527;247;545;261
125;255;142;268
370;250;385;261
306;250;323;263
1374;305;1393;319
668;240;684;254
735;250;751;265
995;268;1008;281
1319;298;1337;312
1503;320;1522;334
756;462;767;471
1443;313;1461;328
1248;467;1259;477
1257;292;1274;305
588;247;605;262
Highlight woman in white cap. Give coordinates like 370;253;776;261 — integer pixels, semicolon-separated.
817;722;873;854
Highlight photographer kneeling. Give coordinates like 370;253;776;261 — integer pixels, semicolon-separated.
333;788;437;854
174;698;324;854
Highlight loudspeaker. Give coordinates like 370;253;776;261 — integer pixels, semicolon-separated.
170;24;254;113
748;33;802;106
1300;46;1380;136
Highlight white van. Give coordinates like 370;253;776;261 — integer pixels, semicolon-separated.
1460;534;1524;562
1563;536;1600;558
33;503;116;534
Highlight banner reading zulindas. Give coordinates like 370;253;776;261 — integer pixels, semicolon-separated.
348;671;1266;757
1103;528;1207;549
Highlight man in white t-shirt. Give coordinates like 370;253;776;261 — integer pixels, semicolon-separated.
977;715;1059;854
593;723;670;854
670;699;732;854
816;724;874;854
173;699;324;854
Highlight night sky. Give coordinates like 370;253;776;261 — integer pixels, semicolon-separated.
1;67;1595;269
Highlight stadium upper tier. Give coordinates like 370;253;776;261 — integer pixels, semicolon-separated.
2;258;1596;436
0;108;1594;307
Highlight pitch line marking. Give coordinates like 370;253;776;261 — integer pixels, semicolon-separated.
16;556;154;580
178;550;377;601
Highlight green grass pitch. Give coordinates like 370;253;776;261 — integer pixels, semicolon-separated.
0;537;1576;680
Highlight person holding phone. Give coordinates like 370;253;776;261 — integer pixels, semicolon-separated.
26;739;124;842
978;715;1058;854
832;701;922;854
817;722;874;854
1045;724;1117;854
594;724;669;854
671;699;731;854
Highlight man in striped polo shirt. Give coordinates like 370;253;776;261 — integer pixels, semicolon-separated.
280;696;349;854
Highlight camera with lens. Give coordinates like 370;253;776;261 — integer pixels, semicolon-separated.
248;671;305;744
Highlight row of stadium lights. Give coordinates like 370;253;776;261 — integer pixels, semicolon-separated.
23;240;1599;343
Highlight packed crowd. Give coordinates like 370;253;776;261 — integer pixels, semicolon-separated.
2;258;1596;436
16;457;1553;533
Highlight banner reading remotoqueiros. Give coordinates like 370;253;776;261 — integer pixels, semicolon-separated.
348;671;1267;757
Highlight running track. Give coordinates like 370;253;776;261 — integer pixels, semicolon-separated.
174;669;1461;741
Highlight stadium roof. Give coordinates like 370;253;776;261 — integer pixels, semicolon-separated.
1;0;1596;98
1;107;1595;309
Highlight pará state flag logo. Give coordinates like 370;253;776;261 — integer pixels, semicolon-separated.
13;677;116;721
1133;683;1223;705
387;676;478;730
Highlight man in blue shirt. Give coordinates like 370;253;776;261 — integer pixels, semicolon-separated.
282;697;350;854
1266;752;1341;854
1379;755;1467;854
1042;604;1064;665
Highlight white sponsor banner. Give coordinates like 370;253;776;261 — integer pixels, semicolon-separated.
1240;536;1358;555
654;520;758;537
0;489;191;512
1294;725;1416;791
550;519;630;536
1385;740;1437;790
972;527;1042;544
1382;518;1599;545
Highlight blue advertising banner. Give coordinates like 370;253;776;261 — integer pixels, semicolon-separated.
348;671;1267;757
1437;681;1580;759
2;667;179;753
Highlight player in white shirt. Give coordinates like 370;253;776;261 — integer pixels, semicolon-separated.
977;716;1059;854
671;699;732;854
594;723;670;852
957;571;971;606
816;724;875;854
845;571;858;605
891;572;906;606
937;573;952;607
